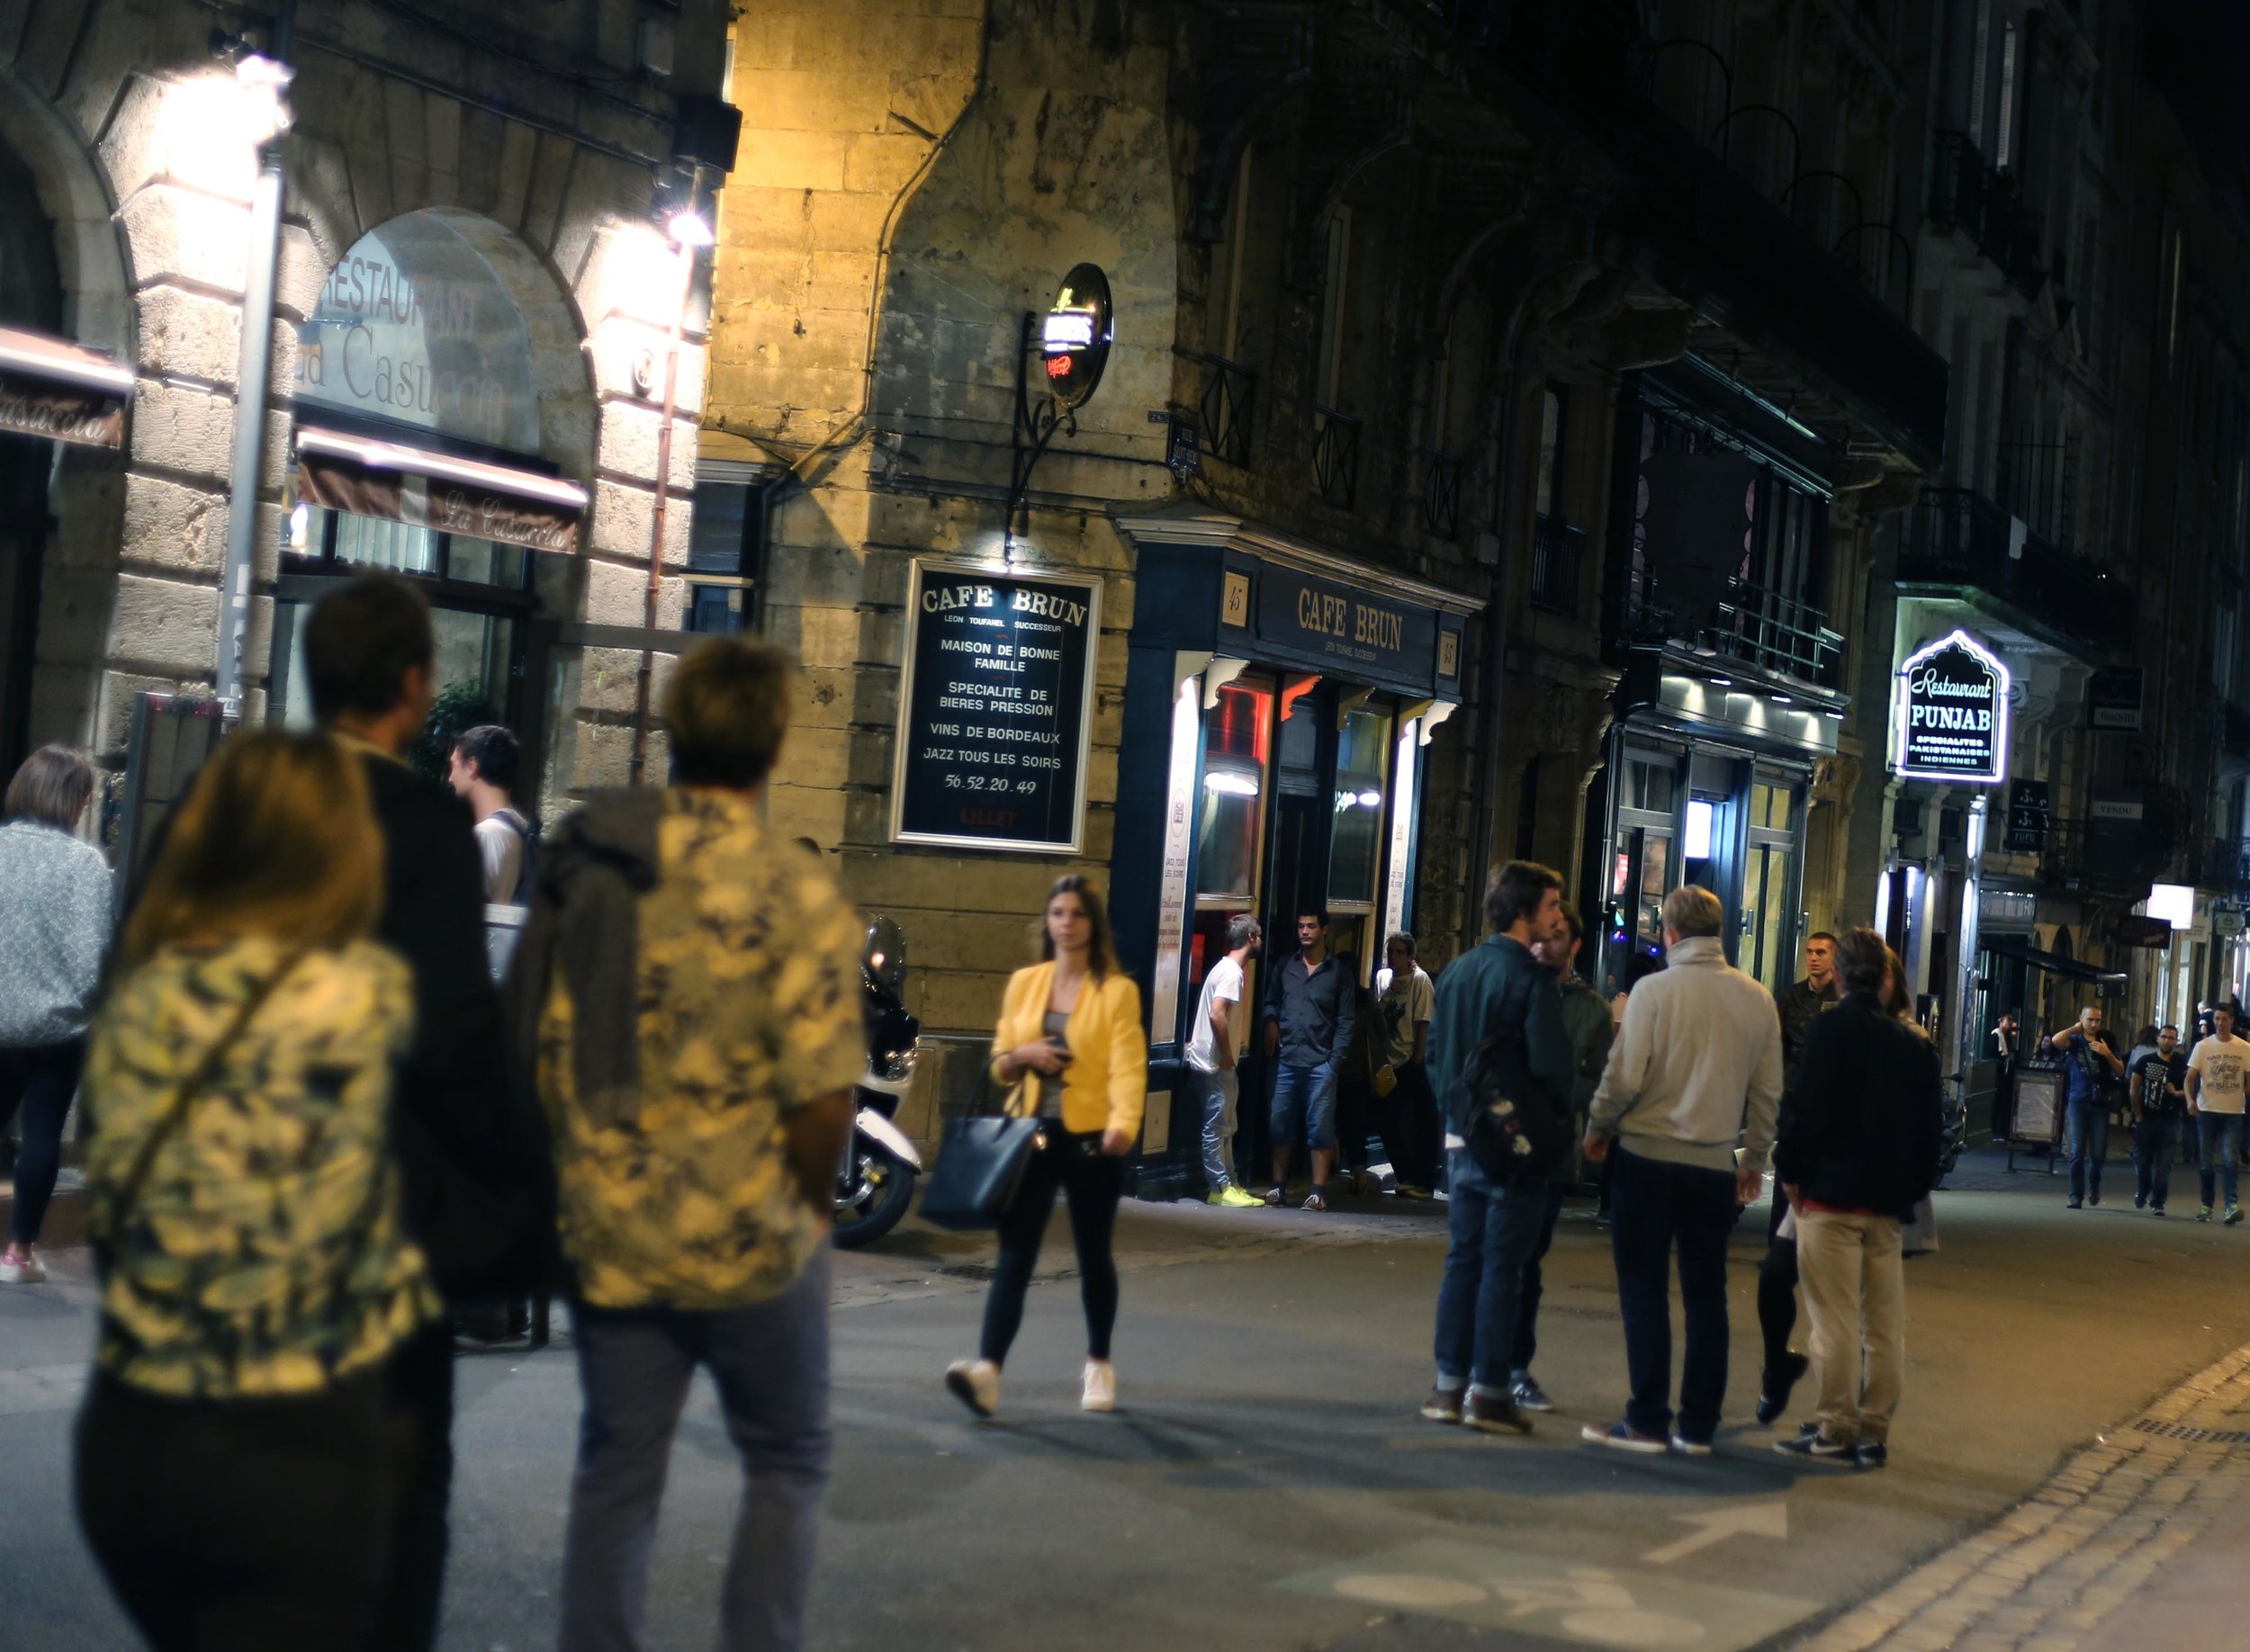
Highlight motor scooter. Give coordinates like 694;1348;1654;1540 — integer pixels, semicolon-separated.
834;916;923;1247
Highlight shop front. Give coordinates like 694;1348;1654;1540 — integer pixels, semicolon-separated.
1109;508;1478;1199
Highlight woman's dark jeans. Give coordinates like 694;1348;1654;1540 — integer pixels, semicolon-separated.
0;1037;86;1244
980;1127;1124;1363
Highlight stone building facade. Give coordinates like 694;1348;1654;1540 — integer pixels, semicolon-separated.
1;0;733;818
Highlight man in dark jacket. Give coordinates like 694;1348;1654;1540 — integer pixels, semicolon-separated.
1772;926;1943;1469
1262;909;1358;1210
304;572;549;1650
1757;931;1840;1426
1418;861;1574;1435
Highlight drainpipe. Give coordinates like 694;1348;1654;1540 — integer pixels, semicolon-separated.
214;2;295;707
1467;343;1530;955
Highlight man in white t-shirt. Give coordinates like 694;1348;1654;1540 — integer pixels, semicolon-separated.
2188;1003;2249;1223
448;724;531;905
1372;931;1439;1195
1189;915;1262;1207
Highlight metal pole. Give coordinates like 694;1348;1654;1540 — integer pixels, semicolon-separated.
1955;792;1988;1079
628;238;698;785
214;3;294;707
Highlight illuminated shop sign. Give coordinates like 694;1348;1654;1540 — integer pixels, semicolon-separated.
1040;263;1113;409
1892;629;2008;785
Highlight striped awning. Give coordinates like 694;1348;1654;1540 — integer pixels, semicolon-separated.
0;324;133;448
294;426;588;554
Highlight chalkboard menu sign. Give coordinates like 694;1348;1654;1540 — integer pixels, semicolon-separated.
892;560;1101;853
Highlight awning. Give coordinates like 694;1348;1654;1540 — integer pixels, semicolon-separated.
295;426;588;555
0;324;133;448
1978;934;2128;984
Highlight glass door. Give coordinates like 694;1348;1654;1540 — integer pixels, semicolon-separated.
1327;702;1395;982
1602;744;1679;992
1740;773;1803;992
1191;674;1275;1026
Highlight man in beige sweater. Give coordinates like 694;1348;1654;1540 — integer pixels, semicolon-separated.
1580;885;1783;1456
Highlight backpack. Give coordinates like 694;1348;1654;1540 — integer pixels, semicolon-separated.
493;806;540;901
1446;967;1571;1184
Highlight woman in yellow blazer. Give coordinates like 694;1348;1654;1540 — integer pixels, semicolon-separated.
946;875;1145;1419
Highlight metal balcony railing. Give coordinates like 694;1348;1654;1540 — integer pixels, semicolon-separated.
1312;406;1361;511
1621;569;1843;688
1928;130;2047;297
1421;450;1463;540
1197;352;1256;470
1899;487;2138;651
2042;816;2176;896
1529;516;1584;615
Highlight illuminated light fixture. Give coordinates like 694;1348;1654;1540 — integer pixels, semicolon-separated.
1685;798;1715;859
667;210;715;249
1203;771;1259;797
1823;706;1845;720
1770;693;1793;705
2149;883;2196;930
1708;676;1732;687
1357;789;1382;807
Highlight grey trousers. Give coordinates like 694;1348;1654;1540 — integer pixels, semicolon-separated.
561;1247;832;1652
1198;1065;1239;1189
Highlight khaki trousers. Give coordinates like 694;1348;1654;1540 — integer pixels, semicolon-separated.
1796;1208;1906;1446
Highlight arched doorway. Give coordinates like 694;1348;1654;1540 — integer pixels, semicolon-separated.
272;209;593;791
0;130;63;772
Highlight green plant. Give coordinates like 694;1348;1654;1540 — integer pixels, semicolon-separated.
410;682;501;785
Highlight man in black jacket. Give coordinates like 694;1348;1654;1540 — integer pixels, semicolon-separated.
303;573;545;1649
1756;931;1839;1426
1772;927;1943;1469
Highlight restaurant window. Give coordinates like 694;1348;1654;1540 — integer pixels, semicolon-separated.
1328;703;1394;973
686;473;765;633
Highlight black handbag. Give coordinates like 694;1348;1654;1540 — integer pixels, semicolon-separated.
920;1075;1047;1230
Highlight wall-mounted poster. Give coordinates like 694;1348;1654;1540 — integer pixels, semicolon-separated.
892;560;1101;853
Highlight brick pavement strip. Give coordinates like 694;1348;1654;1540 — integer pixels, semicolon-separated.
1798;1342;2250;1651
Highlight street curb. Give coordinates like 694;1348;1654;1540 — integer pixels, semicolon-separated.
1789;1339;2250;1651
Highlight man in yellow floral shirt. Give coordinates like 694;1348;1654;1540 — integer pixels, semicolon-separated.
508;637;859;1652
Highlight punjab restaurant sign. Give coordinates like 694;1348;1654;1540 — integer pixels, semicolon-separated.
1252;567;1441;687
1892;629;2009;785
892;561;1101;853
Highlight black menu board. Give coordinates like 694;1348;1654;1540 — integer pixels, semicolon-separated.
893;561;1100;852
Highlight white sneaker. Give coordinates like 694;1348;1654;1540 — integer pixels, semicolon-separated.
944;1358;1000;1418
0;1252;44;1284
1082;1359;1117;1413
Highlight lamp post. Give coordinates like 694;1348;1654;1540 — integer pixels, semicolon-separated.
214;7;296;708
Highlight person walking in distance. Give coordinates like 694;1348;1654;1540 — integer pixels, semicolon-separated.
2045;1005;2123;1209
2187;1004;2249;1224
1373;930;1442;1198
1418;862;1575;1435
1770;928;1944;1469
75;732;439;1645
1189;916;1264;1208
2131;1025;2190;1216
1262;909;1356;1211
1508;901;1614;1414
1755;932;1840;1427
448;724;533;904
948;876;1145;1419
302;572;549;1650
1581;886;1782;1456
508;639;860;1652
0;747;111;1287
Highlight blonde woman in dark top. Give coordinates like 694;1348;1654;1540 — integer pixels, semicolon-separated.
75;732;436;1650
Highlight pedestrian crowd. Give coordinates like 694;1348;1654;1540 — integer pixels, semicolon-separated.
0;572;2141;1648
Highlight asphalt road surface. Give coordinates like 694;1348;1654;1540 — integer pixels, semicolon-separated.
4;1145;2246;1651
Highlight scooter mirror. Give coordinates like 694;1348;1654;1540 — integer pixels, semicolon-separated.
864;915;908;996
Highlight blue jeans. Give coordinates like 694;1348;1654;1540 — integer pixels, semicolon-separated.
1271;1061;1338;1154
1197;1066;1238;1189
2067;1097;2110;1201
1510;1184;1570;1381
1433;1149;1549;1393
2137;1112;2184;1209
562;1248;832;1652
1608;1145;1741;1443
2200;1113;2246;1211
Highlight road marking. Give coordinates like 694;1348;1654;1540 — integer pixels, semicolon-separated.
1642;1501;1790;1565
1278;1538;1820;1650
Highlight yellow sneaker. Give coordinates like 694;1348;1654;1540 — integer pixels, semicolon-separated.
1209;1184;1263;1208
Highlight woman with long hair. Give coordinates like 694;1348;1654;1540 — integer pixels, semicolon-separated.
946;875;1145;1419
1879;947;1924;1031
0;745;110;1285
75;732;439;1648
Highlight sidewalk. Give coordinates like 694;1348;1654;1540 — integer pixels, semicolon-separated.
1800;1336;2250;1651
